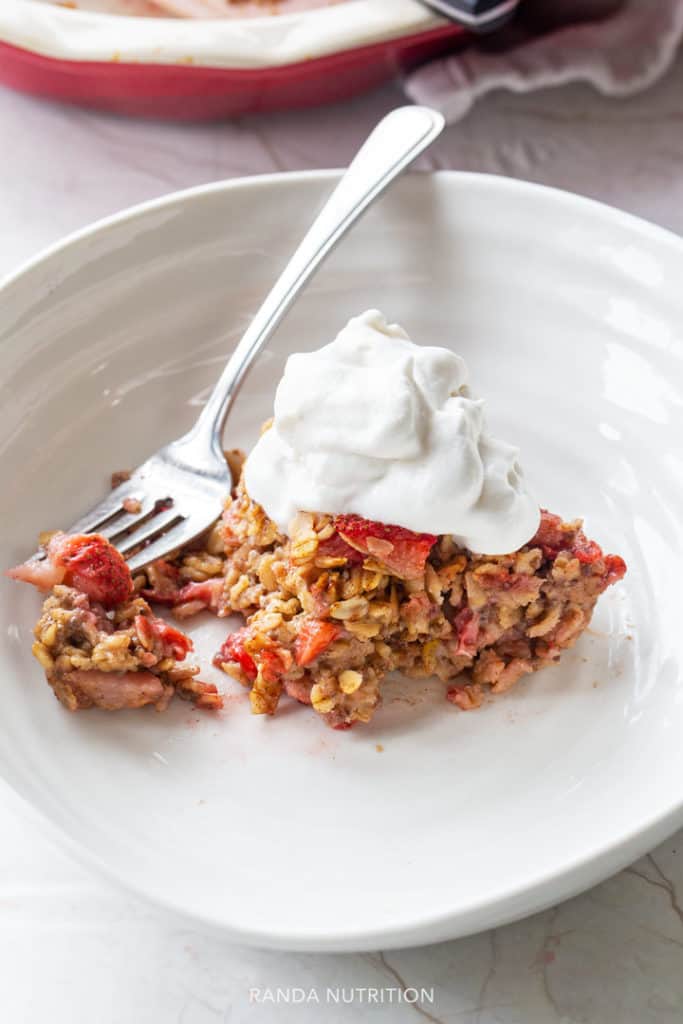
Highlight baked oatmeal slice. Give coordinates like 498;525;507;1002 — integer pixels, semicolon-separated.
213;482;626;729
8;533;222;712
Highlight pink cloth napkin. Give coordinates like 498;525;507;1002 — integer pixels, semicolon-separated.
405;0;683;123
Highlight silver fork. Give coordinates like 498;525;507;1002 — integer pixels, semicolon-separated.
60;106;445;574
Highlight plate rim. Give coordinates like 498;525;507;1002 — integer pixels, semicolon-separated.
5;168;683;297
2;168;683;951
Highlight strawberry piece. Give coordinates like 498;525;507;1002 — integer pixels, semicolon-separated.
260;647;292;684
136;613;192;661
334;514;436;580
604;554;627;586
176;579;223;612
215;630;291;684
134;614;155;648
143;614;193;661
7;532;133;607
530;510;627;584
453;608;480;657
294;618;341;667
54;533;133;607
215;629;258;682
6;555;64;591
143;577;223;616
316;533;364;565
530;509;571;559
572;533;603;565
533;510;603;564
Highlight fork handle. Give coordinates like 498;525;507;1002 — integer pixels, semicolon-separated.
184;105;445;456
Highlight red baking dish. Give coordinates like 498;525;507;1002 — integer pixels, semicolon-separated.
0;5;466;120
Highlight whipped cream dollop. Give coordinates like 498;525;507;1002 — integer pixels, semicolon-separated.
244;310;540;554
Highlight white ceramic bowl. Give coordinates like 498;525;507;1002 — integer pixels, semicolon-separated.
0;172;681;951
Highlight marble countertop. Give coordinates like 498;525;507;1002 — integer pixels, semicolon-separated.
2;54;683;1024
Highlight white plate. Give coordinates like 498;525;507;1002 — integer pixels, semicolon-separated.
0;0;440;68
0;172;681;952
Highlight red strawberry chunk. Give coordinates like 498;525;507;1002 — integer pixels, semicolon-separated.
334;514;436;580
215;629;292;684
572;533;603;565
136;613;193;661
604;554;627;586
532;512;626;585
151;618;193;661
8;533;133;608
53;533;133;607
316;533;364;565
215;629;258;682
260;647;292;684
531;512;627;586
530;509;571;559
134;614;155;648
294;618;341;667
176;579;223;612
453;608;480;657
143;575;223;615
6;555;64;591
